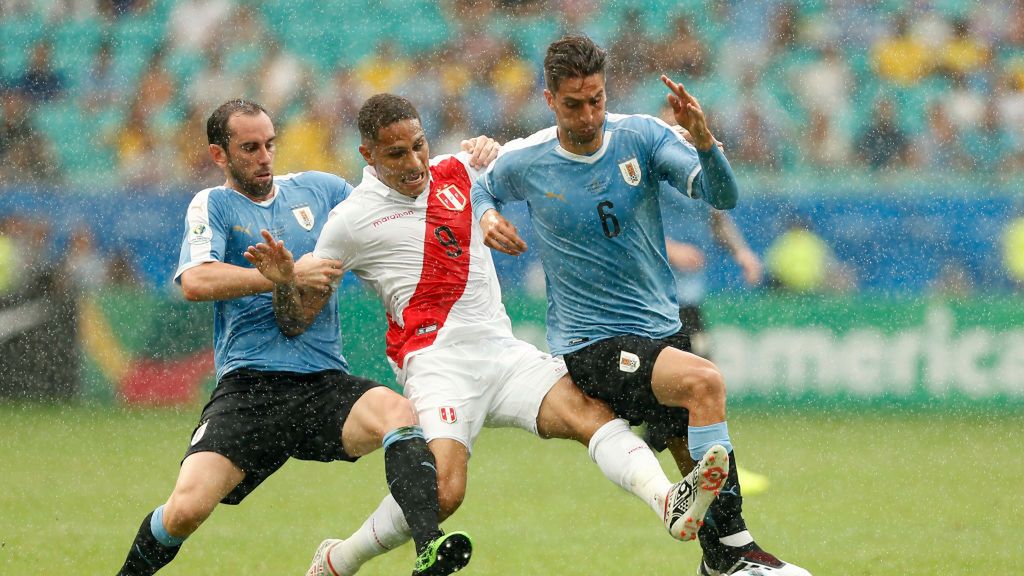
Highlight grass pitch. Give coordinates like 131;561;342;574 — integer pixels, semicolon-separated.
0;404;1019;575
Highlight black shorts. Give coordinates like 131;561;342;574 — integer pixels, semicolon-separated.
183;368;380;505
563;332;691;453
678;305;712;358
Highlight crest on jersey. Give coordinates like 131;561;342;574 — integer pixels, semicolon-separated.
618;157;642;187
435;185;467;212
291;205;314;230
439;406;457;424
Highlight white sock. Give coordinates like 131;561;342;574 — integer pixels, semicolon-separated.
329;494;411;574
588;418;673;518
720;530;754;547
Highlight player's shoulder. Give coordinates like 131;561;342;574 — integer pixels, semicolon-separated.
277;170;351;191
606;112;672;134
187;185;228;211
429;153;470;175
495;126;560;164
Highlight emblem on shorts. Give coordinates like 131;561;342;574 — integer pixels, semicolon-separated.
618;351;641;373
618;157;642;186
292;205;315;230
190;420;209;446
439;406;457;424
435;185;467;212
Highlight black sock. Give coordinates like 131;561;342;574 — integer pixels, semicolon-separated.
705;450;748;539
383;426;442;554
117;512;181;575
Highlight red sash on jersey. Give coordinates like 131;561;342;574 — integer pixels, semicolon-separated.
385;158;474;367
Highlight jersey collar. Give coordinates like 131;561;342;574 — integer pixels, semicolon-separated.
554;129;614;164
359;165;433;206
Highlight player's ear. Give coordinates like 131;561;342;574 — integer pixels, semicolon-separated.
209;143;227;167
543;89;555;111
358;143;374;167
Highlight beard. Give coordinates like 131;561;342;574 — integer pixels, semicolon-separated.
228;162;273;199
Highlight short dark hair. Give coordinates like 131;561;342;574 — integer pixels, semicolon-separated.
206;99;268;149
544;35;607;93
358;93;421;142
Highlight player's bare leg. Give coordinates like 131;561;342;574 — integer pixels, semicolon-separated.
117;452;243;575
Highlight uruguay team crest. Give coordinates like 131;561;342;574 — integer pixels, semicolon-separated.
435;185;467;212
291;205;314;230
439;406;457;424
618;157;642;186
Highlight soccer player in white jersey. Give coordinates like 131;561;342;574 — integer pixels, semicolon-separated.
244;93;728;576
115;99;470;576
471;36;811;576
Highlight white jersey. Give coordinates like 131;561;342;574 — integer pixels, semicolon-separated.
315;152;515;369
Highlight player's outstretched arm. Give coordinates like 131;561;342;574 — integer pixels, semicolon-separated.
661;75;715;151
460;135;502;169
479;209;528;256
710;211;763;286
244;230;341;336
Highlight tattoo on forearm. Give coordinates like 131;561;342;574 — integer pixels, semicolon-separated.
272;282;307;336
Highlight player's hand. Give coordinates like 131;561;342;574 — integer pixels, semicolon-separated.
735;248;764;286
480;209;528;256
244;230;295;285
461;135;502;169
672;125;724;152
666;241;705;271
293;253;344;294
661;75;715;151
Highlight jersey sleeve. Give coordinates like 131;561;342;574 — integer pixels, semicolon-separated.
470;140;524;221
647;116;738;210
174;189;228;283
313;204;359;270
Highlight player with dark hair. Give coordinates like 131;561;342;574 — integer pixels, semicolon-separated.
245;93;725;576
115;98;471;576
472;35;810;576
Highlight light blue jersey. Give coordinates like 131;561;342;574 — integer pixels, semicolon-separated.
175;171;352;379
472;113;738;355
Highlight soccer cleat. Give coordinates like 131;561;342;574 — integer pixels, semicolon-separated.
664;444;729;541
307;539;345;576
697;545;812;575
412;531;473;576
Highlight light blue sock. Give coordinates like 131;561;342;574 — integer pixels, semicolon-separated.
151;505;186;547
688;422;733;462
382;425;426;451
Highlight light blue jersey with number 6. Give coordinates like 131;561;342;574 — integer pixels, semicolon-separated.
471;113;738;355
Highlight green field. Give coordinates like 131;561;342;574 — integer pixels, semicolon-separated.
1;404;1019;575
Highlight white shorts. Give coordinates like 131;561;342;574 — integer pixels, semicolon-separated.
396;337;568;452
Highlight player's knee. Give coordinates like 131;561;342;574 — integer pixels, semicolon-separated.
369;388;418;431
688;365;726;403
436;479;466;521
163;489;216;536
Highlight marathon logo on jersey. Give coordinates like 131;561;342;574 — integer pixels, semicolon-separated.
435;185;467;212
188;223;212;245
291;205;315;230
618;157;642;187
416;323;438;336
618;350;641;373
439;406;457;424
372;210;414;228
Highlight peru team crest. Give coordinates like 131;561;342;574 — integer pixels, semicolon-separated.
439;406;457;424
435;185;467;212
618;157;642;186
291;205;314;230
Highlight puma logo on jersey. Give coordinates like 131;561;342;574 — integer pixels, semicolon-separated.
232;225;253;236
545;191;566;202
372;210;414;228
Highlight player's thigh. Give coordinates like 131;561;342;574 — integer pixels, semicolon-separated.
486;338;567;435
535;375;616;443
342;385;418;458
401;345;489;450
650;345;723;406
165;451;244;525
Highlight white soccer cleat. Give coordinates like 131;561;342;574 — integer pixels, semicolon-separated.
307;539;347;576
664;444;730;541
697;550;812;575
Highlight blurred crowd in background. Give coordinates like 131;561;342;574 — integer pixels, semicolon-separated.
2;0;1024;190
2;0;1024;299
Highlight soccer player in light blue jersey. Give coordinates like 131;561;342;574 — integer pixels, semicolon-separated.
116;99;470;576
471;36;809;576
